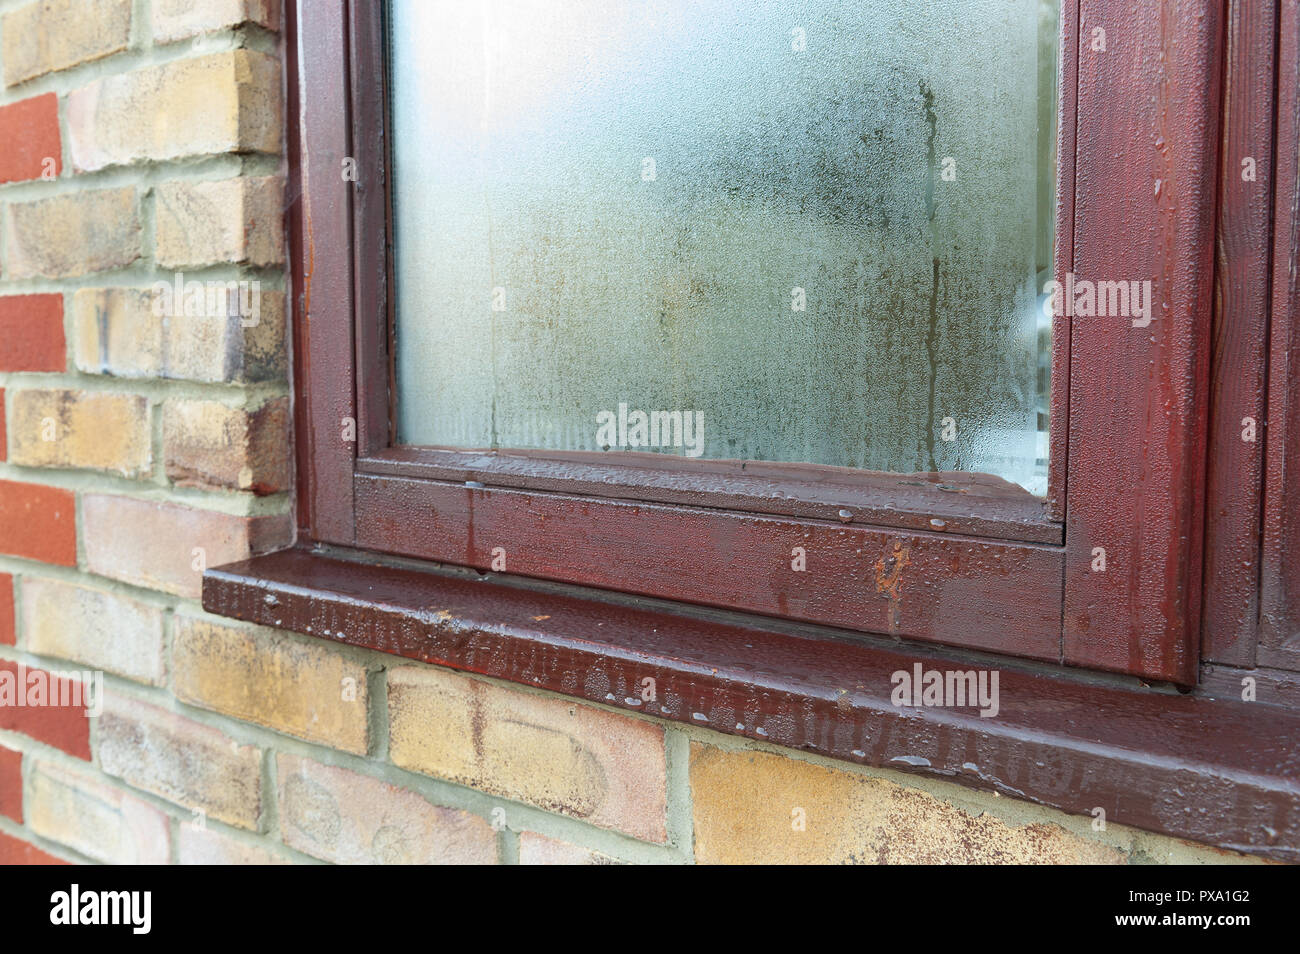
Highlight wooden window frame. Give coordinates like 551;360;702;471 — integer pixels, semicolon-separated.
286;0;1220;685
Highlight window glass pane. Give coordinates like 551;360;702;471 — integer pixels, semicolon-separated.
389;0;1058;495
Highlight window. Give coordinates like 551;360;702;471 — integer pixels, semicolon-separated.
278;0;1223;687
387;0;1059;496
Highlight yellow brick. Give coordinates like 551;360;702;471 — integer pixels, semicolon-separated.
26;759;170;864
21;576;165;684
153;0;279;43
163;397;290;494
518;831;617;865
4;187;140;279
277;754;497;864
173;616;369;754
73;286;286;383
689;743;1127;864
2;0;131;87
177;825;290;865
98;693;263;830
73;288;161;375
67;51;281;171
388;666;667;842
155;176;284;269
8;388;151;477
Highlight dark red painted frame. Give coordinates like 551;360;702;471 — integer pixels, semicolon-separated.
1259;0;1300;670
1202;0;1278;668
288;0;1222;684
1061;0;1222;683
1199;0;1300;676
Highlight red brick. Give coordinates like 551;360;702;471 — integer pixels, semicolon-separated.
0;480;76;566
0;295;65;372
0;572;12;645
0;93;60;184
0;831;66;865
0;745;20;822
0;661;92;759
0;386;6;462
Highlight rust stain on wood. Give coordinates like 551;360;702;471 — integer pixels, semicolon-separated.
874;541;911;600
875;540;911;635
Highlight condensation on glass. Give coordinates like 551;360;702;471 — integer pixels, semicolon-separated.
389;0;1059;495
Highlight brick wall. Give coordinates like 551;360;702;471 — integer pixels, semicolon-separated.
0;0;1259;865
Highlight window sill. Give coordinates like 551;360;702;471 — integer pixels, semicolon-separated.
203;545;1300;861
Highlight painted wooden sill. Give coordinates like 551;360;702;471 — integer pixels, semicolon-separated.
203;545;1300;861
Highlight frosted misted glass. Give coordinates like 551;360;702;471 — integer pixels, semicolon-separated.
389;0;1058;494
